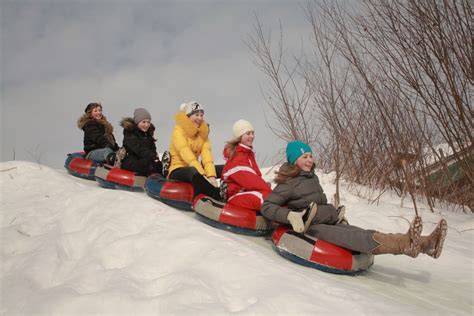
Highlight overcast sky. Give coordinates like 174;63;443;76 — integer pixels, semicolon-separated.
1;0;311;168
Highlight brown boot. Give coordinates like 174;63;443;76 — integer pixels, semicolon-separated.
372;216;423;258
420;219;447;259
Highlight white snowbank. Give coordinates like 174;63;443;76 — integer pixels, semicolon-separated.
1;161;472;315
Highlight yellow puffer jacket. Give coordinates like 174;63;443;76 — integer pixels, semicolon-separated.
168;111;217;178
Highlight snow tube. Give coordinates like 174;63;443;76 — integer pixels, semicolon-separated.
64;152;99;180
193;195;275;236
272;226;374;275
144;174;194;211
94;165;146;191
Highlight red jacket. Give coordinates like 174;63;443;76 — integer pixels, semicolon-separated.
222;144;271;199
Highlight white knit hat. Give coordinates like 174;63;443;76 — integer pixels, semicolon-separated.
232;119;254;138
180;101;204;117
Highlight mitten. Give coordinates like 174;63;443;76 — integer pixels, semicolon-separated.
206;177;218;188
287;209;307;233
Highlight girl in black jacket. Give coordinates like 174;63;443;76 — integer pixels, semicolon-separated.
119;108;162;176
77;102;118;164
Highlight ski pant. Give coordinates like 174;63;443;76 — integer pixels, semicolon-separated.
86;147;114;163
271;203;377;253
169;165;223;200
122;158;162;177
227;191;269;210
306;224;378;254
305;203;378;253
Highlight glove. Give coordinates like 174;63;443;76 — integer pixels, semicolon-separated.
206;176;218;188
287;209;307;233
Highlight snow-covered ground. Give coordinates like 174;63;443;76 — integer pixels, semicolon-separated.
1;161;473;315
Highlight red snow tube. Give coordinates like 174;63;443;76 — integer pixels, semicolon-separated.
94;165;146;191
193;195;275;236
272;225;374;275
64;152;99;180
144;174;194;211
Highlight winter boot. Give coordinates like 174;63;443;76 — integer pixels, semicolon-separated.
372;215;423;258
105;152;116;166
161;150;171;177
303;202;318;233
114;147;127;168
419;219;447;259
336;205;349;225
219;180;228;202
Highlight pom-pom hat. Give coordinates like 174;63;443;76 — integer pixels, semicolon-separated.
180;101;204;117
286;140;312;165
133;108;151;124
232;119;254;138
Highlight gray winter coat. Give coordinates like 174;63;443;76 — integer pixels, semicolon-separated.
261;163;378;254
261;163;328;224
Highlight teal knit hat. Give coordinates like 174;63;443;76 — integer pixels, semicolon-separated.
286;141;312;164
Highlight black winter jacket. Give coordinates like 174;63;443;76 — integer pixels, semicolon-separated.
120;118;160;175
77;115;118;153
261;163;328;224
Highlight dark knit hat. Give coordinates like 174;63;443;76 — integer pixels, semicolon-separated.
84;102;102;113
133;108;151;124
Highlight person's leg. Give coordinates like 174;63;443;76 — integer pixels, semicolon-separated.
215;164;224;178
307;216;423;257
169;167;198;182
86;147;114;163
170;167;221;200
306;223;379;254
227;191;264;210
121;158;149;175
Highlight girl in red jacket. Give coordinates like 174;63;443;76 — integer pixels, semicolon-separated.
221;120;272;210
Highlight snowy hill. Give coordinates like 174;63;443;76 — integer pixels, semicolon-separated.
1;161;473;315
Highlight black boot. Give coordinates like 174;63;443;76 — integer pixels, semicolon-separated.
105;152;116;166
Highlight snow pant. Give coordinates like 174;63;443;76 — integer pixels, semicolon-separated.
306;224;378;254
86;147;114;163
304;203;378;253
121;157;163;177
227;191;269;210
169;165;223;200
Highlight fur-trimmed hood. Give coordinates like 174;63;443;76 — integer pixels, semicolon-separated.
77;113;114;135
120;117;156;138
175;111;209;140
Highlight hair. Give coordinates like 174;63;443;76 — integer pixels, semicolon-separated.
225;137;241;160
86;103;102;116
274;163;316;184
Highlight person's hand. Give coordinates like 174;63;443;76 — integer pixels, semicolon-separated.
206;176;218;187
287;210;307;233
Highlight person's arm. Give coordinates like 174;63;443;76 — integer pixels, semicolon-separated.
260;183;293;224
224;155;270;193
200;138;217;177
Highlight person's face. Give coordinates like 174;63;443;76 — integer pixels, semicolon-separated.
240;131;255;147
189;112;204;126
91;106;103;120
138;119;151;132
295;152;314;172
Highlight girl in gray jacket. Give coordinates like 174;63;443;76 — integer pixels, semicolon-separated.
261;140;447;259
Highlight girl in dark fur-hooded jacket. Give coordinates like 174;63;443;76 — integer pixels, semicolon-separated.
119;108;162;176
77;102;118;163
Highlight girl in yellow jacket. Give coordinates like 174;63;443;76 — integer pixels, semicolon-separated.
168;101;222;200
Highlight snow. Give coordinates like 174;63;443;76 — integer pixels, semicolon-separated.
1;161;473;315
